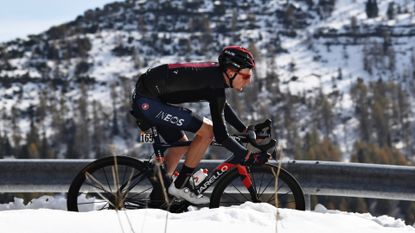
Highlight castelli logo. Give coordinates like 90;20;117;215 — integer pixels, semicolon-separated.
141;103;150;111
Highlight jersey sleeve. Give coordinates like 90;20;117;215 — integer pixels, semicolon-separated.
224;102;247;132
209;90;248;162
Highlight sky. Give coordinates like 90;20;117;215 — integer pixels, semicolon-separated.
0;0;123;42
0;196;414;233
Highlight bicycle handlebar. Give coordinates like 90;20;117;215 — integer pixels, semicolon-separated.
233;119;278;154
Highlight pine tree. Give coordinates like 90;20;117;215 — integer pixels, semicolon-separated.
387;2;396;20
92;100;106;158
11;106;22;157
350;79;371;142
365;0;379;18
111;83;120;136
26;109;41;159
283;93;302;159
0;134;4;159
350;16;358;37
72;82;90;158
371;79;391;147
302;128;320;160
200;16;213;54
65;119;77;159
318;92;334;137
231;9;240;43
395;84;412;156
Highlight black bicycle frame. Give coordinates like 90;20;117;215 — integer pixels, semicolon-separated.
145;127;254;196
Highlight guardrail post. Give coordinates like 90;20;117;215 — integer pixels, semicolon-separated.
305;194;311;210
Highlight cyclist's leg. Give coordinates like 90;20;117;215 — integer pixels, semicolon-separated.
183;117;214;168
167;118;213;204
157;118;213;177
157;127;189;176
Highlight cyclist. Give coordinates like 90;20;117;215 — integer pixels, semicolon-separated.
131;46;270;205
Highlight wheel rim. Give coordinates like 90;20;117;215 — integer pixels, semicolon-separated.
218;166;300;209
74;163;153;212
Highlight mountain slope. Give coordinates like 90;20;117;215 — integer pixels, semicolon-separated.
0;0;414;161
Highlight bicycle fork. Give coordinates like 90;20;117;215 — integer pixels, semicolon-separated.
236;165;261;203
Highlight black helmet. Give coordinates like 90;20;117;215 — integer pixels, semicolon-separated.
218;46;256;70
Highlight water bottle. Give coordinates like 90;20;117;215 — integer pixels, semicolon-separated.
191;168;208;186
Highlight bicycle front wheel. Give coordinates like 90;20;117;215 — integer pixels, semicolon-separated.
67;156;154;212
209;164;305;210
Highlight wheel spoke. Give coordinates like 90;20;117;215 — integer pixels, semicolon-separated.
77;200;108;205
213;166;305;211
68;157;154;212
124;187;152;200
102;167;113;194
222;191;245;204
258;177;274;197
85;172;113;195
256;172;265;195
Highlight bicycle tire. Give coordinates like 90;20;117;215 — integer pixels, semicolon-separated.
67;156;155;212
209;164;305;210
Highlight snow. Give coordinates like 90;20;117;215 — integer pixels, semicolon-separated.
0;196;414;233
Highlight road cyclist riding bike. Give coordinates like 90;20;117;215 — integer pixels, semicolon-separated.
66;46;305;212
131;46;271;204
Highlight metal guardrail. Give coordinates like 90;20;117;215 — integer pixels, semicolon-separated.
1;159;414;202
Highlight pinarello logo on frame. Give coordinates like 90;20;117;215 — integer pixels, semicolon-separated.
141;103;150;110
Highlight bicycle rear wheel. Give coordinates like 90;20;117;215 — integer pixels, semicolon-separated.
209;164;305;210
67;156;154;212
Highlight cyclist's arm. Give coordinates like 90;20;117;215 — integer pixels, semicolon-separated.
209;91;249;163
224;102;247;133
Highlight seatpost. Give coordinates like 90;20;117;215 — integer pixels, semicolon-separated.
150;127;171;205
151;127;163;157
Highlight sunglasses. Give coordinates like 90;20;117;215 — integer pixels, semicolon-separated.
237;71;252;80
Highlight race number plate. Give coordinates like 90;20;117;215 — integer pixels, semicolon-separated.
139;132;154;143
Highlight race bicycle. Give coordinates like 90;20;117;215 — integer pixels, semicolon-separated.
67;119;305;212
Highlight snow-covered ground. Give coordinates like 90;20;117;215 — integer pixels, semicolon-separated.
0;195;414;233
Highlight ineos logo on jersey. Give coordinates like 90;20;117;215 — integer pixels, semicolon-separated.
155;111;185;126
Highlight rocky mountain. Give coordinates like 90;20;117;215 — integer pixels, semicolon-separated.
0;0;415;163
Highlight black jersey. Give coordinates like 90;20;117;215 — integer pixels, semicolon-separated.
135;62;248;159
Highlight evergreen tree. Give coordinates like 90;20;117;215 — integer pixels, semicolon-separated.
200;16;213;54
350;79;371;142
65;119;78;159
111;83;120;136
284;3;297;27
74;82;91;158
26;108;41;159
11;106;22;157
351;142;408;165
92;100;106;158
40;128;52;159
318;0;336;19
371;79;391;147
283;93;302;159
350;16;358;37
387;2;396;20
365;0;379;18
395;84;412;156
0;134;3;159
316;91;334;137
